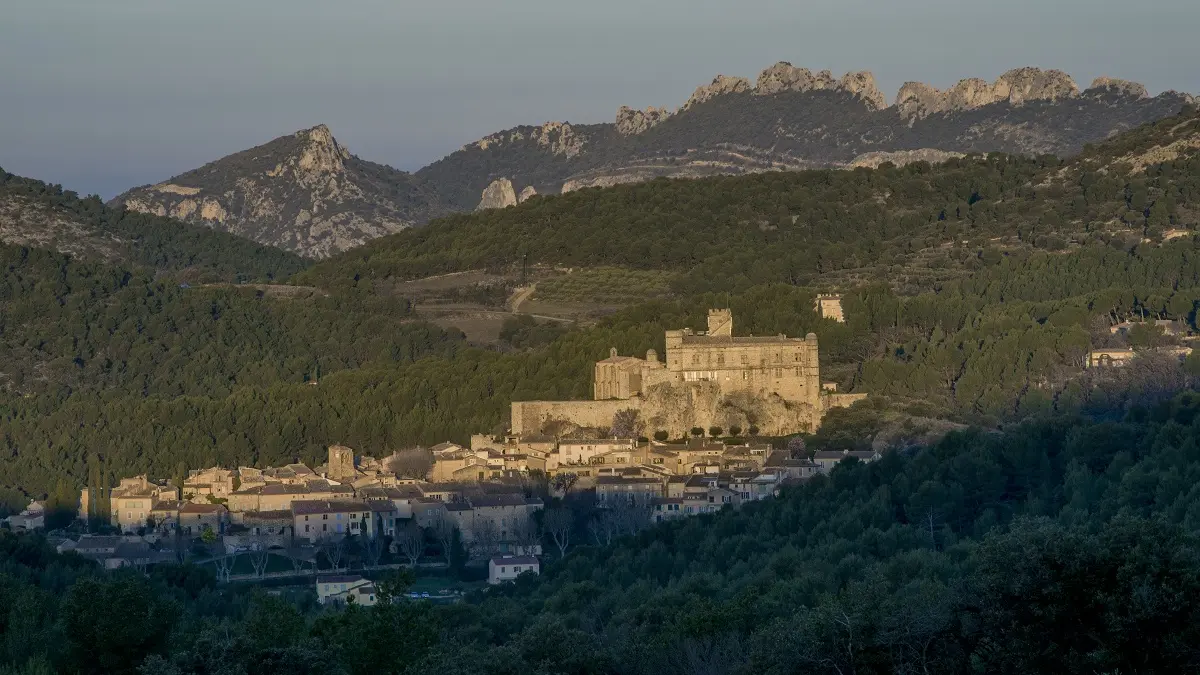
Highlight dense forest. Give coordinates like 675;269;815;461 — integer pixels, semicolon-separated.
4;393;1200;673
0;169;309;281
5;110;1200;506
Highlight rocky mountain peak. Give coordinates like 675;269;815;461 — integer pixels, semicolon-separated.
286;124;350;180
615;105;672;135
683;75;752;110
753;63;886;110
896;67;1083;120
1089;77;1149;99
113;124;450;258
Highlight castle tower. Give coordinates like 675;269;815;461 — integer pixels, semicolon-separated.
815;295;845;323
707;309;733;336
327;445;356;482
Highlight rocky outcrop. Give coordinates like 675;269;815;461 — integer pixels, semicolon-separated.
531;122;586;158
683;75;752;110
1089;77;1149;99
518;186;538;203
752;63;886;109
112;125;451;258
755;62;836;95
838;71;888;111
615;105;672;135
896;68;1082;119
849;149;965;169
477;178;518;210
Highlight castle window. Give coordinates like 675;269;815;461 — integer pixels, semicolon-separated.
742;372;749;380
692;354;700;365
717;355;725;365
740;354;748;364
775;369;783;377
794;353;800;362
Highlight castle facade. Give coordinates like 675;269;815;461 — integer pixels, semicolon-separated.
513;310;865;437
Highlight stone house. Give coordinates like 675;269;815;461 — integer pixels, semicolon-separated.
558;438;637;466
367;500;399;538
595;476;664;507
183;467;236;502
179;503;228;536
106;476;180;533
292;499;372;544
651;497;686;522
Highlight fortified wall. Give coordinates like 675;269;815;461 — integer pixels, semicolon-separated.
511;310;866;437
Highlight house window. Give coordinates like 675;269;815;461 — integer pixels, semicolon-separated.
322;524;328;532
500;566;507;573
304;515;310;521
322;514;328;520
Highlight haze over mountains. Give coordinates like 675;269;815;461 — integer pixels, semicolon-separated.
95;62;1197;257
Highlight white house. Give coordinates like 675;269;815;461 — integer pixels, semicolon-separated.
488;555;540;584
316;575;378;606
4;500;45;531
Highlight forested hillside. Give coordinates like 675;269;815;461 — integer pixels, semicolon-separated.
0;169;309;281
5;110;1200;506
4;393;1200;674
301;107;1200;296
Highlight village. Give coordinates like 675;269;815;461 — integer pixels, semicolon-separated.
5;304;1184;605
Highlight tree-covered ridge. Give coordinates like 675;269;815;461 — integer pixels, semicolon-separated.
300;108;1200;297
0;245;464;399
5;394;1200;674
0;168;309;281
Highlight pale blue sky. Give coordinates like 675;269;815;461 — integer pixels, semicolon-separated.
2;0;1197;198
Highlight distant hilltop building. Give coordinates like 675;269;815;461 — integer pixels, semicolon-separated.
512;309;865;437
815;294;844;323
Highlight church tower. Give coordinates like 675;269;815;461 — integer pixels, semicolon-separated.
327;445;356;482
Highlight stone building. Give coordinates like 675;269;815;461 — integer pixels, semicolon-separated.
327;445;357;482
815;294;845;323
512;310;865;438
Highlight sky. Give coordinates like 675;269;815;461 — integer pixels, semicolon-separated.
2;0;1198;199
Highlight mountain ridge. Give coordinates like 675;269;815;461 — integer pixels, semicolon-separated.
110;63;1196;256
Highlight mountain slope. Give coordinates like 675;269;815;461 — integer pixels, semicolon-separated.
0;168;308;281
301;107;1200;297
417;64;1195;210
111;125;454;258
